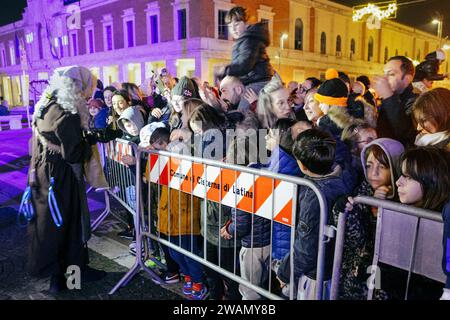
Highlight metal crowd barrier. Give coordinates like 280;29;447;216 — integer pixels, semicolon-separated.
91;139;138;231
109;147;335;300
330;195;445;300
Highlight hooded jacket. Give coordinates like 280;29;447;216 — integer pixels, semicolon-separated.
222;22;274;86
118;106;145;143
330;139;405;299
360;138;405;199
277;165;348;283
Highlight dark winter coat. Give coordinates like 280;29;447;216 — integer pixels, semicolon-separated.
277;166;348;283
221;22;274;86
27;99;92;277
376;84;418;147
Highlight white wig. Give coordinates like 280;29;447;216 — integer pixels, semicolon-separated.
35;65;93;129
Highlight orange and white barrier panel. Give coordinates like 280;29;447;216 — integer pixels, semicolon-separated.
148;154;295;227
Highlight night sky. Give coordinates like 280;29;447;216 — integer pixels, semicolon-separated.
331;0;450;38
0;0;449;39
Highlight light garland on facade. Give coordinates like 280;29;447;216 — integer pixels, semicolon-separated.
352;2;398;22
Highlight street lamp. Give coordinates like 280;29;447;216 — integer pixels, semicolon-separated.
280;33;288;50
278;33;288;73
432;17;443;46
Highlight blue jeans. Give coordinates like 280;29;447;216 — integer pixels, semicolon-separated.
168;235;204;283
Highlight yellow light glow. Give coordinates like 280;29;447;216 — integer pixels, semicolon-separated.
432;19;440;25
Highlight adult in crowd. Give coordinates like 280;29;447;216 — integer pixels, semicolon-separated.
412;88;450;149
28;66;106;294
356;75;376;107
256;74;294;129
372;56;418;146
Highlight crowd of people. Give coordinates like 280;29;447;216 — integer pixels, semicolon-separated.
26;6;449;301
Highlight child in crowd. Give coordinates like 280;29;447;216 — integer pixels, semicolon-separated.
157;163;206;299
115;106;145;240
277;128;349;300
140;123;181;283
412;88;450;149
341;120;378;183
87;98;108;130
263;118;304;298
220;135;272;300
396;147;450;300
332;138;404;300
168;76;203;132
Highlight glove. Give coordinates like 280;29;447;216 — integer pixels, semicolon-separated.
440;288;450;300
83;130;99;145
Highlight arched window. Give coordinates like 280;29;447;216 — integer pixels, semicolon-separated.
405;51;408;57
384;47;389;64
294;18;303;50
368;36;374;61
350;39;356;54
417;50;421;61
395;49;398;56
336;35;342;54
320;32;326;55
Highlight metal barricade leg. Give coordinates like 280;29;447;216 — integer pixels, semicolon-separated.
330;210;348;300
109;147;164;295
91;190;112;232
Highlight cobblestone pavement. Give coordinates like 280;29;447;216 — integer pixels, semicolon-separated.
0;206;183;300
0;129;184;300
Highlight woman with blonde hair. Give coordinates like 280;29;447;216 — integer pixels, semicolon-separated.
256;73;294;129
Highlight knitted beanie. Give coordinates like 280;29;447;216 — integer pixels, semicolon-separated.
315;69;348;107
171;76;198;98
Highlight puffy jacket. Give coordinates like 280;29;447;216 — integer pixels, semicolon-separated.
157;186;201;236
222;22;274;86
92;107;109;129
277;165;348;282
376;84;418;147
265;146;302;260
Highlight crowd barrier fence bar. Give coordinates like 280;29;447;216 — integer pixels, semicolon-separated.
91;139;138;231
109;147;334;300
330;195;444;300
